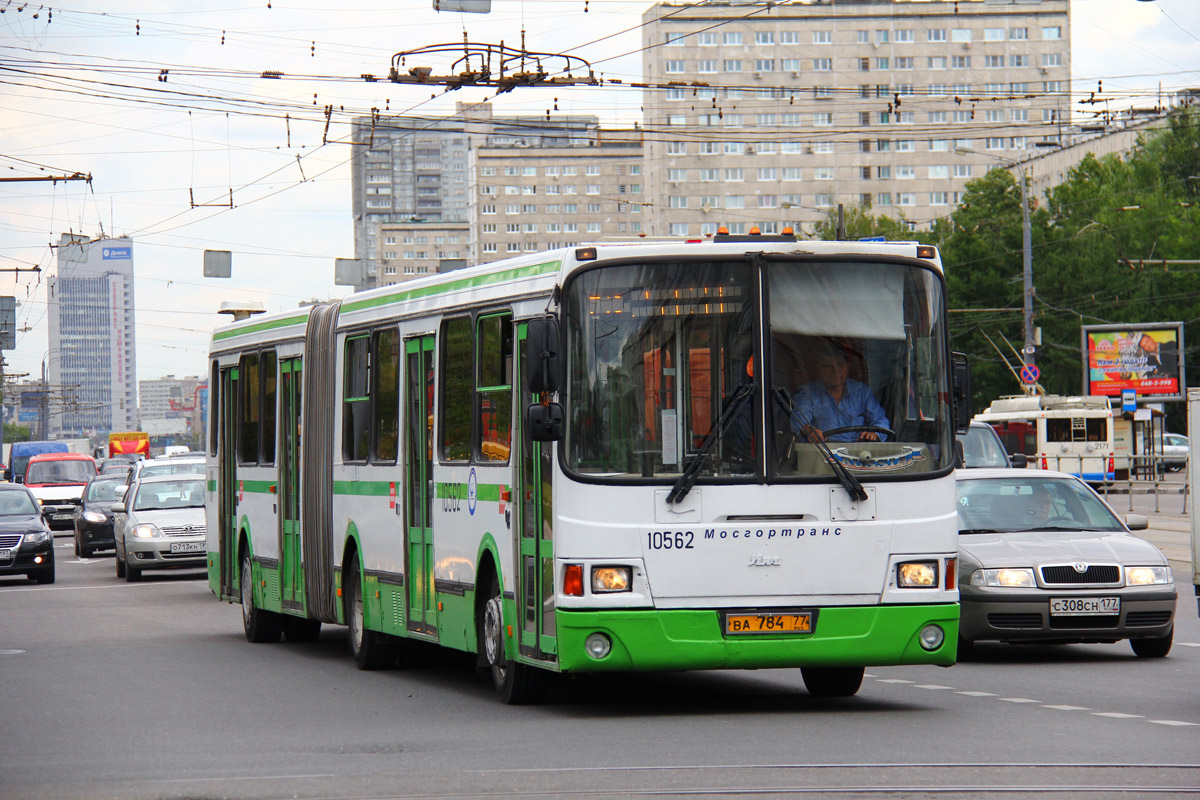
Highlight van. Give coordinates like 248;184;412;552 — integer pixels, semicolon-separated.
23;452;98;530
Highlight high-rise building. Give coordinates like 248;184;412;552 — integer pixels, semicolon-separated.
138;374;204;424
47;234;137;438
640;0;1071;236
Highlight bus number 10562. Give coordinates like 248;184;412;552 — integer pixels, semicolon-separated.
647;531;695;550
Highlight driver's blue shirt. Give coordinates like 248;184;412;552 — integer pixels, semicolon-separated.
791;379;890;442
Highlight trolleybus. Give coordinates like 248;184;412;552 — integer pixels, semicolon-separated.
974;394;1115;482
206;233;970;702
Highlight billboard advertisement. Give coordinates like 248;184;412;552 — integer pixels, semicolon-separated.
1082;322;1185;402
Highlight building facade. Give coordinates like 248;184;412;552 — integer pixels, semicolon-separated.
640;0;1071;236
47;234;137;438
375;221;471;286
138;374;204;424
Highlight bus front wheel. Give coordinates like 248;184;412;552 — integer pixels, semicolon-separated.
345;554;395;670
479;573;546;705
241;553;282;643
801;666;864;698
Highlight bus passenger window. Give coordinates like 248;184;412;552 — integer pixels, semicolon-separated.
477;314;512;462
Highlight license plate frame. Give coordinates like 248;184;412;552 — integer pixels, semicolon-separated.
169;541;205;554
1050;596;1120;616
724;610;815;635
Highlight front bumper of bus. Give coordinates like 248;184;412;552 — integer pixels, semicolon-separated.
553;603;959;673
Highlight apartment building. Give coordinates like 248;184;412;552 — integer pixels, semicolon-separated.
470;129;645;262
376;221;471;285
641;0;1071;236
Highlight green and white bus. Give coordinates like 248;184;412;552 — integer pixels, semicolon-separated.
205;232;970;702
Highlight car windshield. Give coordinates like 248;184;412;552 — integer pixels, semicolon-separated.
956;476;1125;534
85;480;126;502
133;479;205;511
960;425;1010;468
25;459;96;484
139;461;204;478
0;490;40;516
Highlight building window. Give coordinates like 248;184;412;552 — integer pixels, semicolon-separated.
1042;26;1062;40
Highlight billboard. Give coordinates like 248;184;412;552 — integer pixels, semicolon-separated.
1082;322;1185;402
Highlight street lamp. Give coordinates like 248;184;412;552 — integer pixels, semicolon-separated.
956;147;1035;387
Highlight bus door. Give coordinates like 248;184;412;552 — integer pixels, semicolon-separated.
279;357;303;611
404;335;437;637
217;366;239;600
516;324;557;661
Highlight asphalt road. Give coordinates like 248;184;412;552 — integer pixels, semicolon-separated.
2;532;1198;800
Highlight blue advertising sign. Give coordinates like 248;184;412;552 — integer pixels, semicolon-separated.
858;236;886;242
102;246;131;260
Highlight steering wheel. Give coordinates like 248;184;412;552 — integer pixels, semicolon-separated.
819;426;896;441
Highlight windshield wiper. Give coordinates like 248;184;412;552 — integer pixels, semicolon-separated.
958;528;1004;535
773;387;868;503
667;383;755;505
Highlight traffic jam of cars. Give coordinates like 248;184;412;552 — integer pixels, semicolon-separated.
0;440;1186;665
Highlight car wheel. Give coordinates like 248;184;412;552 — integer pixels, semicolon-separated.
73;537;80;557
801;666;865;698
1131;628;1172;658
479;572;546;704
240;553;282;643
956;635;975;662
115;553;126;578
282;616;322;643
126;564;142;582
345;554;395;670
33;563;55;585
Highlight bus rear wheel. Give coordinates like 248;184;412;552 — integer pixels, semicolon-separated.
479;573;546;705
241;553;282;643
345;554;395;669
801;666;864;698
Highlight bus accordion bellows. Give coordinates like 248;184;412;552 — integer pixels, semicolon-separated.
205;234;970;703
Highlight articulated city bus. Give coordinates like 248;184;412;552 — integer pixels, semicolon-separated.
206;233;970;703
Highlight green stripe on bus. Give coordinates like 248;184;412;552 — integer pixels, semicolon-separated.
339;260;561;314
212;313;310;342
327;480;506;501
237;480;276;494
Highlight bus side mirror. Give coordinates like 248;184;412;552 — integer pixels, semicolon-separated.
527;403;564;442
526;316;560;395
951;352;972;435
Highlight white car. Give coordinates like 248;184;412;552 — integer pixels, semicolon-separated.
1161;433;1188;472
112;473;207;582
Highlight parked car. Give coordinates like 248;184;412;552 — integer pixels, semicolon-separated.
958;421;1026;469
955;468;1175;659
0;483;55;583
73;474;128;558
1161;433;1188;472
23;452;97;531
112;473;206;581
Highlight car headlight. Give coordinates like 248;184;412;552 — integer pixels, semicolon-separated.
81;511;107;524
897;561;938;588
132;523;161;539
1126;566;1172;586
22;530;50;546
591;566;631;593
971;568;1036;588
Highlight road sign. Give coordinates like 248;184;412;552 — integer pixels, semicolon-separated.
1020;363;1040;383
1122;389;1137;413
858;236;886;242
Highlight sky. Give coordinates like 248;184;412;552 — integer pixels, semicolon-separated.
2;0;1199;388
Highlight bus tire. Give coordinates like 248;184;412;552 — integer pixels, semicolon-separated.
479;573;546;705
801;666;864;698
283;616;322;643
345;554;394;670
241;553;282;643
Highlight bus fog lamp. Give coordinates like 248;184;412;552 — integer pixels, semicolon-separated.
584;632;612;660
591;566;630;593
919;625;945;651
897;561;937;588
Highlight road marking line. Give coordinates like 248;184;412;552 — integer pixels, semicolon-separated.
875;678;914;684
956;691;996;697
1043;705;1089;712
914;684;955;690
1000;697;1041;704
1177;642;1200;648
1148;720;1200;727
1092;712;1142;719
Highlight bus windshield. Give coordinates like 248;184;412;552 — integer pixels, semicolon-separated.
564;257;953;481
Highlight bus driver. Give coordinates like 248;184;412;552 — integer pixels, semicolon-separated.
792;345;890;443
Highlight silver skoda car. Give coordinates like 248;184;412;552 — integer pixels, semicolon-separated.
955;469;1176;659
112;473;207;582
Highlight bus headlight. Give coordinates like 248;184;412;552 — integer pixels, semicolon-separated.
897;561;938;588
1126;566;1172;586
971;568;1036;588
591;566;631;593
